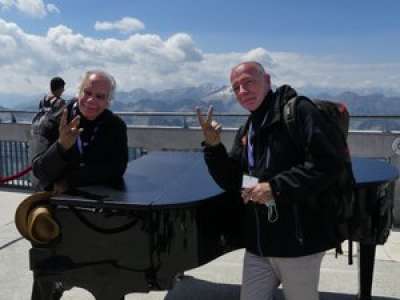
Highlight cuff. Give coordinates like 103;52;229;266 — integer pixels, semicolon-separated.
269;178;282;201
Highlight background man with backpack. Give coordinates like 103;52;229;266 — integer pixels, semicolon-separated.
40;76;66;110
197;61;349;300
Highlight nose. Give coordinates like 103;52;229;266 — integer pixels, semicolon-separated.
239;84;248;95
86;96;96;104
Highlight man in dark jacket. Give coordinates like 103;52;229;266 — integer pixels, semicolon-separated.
197;62;345;300
31;70;128;192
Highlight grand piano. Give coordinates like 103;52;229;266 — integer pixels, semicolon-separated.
28;151;398;300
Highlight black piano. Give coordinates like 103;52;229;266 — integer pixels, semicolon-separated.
29;152;398;300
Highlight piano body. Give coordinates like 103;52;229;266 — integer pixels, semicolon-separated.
28;152;398;300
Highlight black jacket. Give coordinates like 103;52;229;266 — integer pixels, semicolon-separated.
204;85;345;257
31;100;128;191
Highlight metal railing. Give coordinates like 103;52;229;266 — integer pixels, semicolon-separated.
0;140;31;188
0;141;146;189
2;109;400;132
1;109;400;189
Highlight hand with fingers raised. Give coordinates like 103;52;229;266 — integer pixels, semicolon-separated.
196;106;222;146
57;109;83;151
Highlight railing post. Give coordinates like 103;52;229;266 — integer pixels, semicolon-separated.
183;116;188;129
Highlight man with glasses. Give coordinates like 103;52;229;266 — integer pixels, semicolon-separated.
197;61;345;300
31;70;128;193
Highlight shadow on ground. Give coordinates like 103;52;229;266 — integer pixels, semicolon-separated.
164;275;398;300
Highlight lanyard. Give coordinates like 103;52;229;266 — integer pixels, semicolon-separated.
76;126;99;155
247;122;255;172
71;102;100;156
246;111;270;173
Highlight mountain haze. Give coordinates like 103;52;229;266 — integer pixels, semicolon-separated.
2;84;400;130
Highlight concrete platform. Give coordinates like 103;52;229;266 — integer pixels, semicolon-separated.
1;190;399;300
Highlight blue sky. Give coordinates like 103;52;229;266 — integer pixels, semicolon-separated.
0;0;399;97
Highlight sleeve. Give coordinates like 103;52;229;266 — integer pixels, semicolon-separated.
269;98;345;202
63;118;128;187
31;120;72;189
203;128;245;192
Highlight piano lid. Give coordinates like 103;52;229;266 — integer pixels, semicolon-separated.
51;153;399;208
352;157;398;186
51;151;223;208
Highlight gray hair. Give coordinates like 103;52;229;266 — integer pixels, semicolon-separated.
232;61;267;76
78;70;117;102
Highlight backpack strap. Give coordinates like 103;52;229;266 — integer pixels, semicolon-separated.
282;96;300;148
282;96;310;156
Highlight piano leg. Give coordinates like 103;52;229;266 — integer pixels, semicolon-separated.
31;278;63;300
358;243;376;300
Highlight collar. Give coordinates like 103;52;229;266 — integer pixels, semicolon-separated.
253;85;298;129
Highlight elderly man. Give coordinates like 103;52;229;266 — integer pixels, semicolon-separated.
197;62;345;300
31;70;128;192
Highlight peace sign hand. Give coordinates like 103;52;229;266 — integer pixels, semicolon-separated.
57;109;82;151
196;106;222;146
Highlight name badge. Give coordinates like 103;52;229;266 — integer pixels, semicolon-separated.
242;174;258;189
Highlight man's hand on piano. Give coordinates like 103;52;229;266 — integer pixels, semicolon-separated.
196;106;222;146
53;179;68;195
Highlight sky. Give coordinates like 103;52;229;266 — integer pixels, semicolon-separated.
0;0;399;98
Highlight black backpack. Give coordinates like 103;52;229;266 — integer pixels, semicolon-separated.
282;96;360;264
31;95;65;136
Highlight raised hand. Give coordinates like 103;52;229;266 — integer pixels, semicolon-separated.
57;109;82;151
196;106;222;146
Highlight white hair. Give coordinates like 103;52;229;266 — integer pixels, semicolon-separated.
78;70;117;102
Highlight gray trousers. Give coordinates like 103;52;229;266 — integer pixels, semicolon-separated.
240;250;325;300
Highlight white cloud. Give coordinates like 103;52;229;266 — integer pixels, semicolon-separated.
0;0;59;18
95;17;145;34
46;3;59;14
0;0;14;9
0;18;398;97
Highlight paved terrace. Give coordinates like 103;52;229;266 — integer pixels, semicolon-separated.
1;189;399;300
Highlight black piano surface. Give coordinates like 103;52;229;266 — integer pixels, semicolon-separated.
51;151;224;208
352;157;398;186
29;152;398;300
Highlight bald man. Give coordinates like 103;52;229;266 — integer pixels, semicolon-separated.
198;62;345;300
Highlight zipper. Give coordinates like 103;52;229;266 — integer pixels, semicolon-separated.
265;146;271;169
293;204;304;246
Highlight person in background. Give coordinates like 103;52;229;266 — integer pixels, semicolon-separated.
31;70;128;193
39;76;66;110
197;61;345;300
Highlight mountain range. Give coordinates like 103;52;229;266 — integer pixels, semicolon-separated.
1;85;400;130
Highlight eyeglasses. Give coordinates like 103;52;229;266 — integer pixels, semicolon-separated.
231;79;257;94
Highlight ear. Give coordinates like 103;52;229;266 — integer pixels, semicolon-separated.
264;73;271;86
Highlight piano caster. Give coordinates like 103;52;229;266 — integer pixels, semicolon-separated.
31;279;64;300
175;272;185;282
